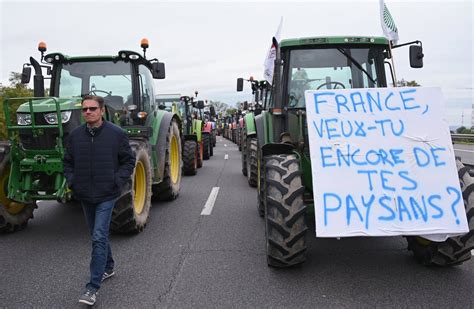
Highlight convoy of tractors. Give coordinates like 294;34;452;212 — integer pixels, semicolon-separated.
1;33;473;269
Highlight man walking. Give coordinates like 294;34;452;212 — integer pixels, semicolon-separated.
64;95;135;305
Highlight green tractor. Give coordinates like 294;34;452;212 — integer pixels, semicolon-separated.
0;39;182;233
237;78;270;187
256;36;474;267
156;93;200;176
180;94;213;173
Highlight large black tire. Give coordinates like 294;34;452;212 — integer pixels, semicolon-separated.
406;159;474;266
202;134;210;160
264;154;307;267
152;119;182;201
209;136;214;157
182;140;198;176
238;129;242;151
257;146;264;217
111;142;152;234
241;132;248;176
0;160;36;233
197;142;203;168
247;138;258;187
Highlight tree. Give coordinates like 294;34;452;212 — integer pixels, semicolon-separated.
9;72;24;87
0;72;34;139
397;79;420;87
208;100;229;114
456;126;472;134
226;108;237;116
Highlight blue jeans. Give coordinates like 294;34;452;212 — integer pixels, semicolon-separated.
81;199;116;292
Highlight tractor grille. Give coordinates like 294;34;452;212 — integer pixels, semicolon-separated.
18;111;81;150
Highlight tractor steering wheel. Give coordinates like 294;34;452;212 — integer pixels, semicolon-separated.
316;82;346;90
88;89;111;96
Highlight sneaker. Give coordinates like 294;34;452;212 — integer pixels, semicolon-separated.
79;289;97;306
102;270;115;282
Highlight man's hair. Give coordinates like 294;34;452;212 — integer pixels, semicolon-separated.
82;95;105;109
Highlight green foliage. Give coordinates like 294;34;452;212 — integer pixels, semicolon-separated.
226;108;237;116
0;72;34;140
456;126;472;134
397;79;420;87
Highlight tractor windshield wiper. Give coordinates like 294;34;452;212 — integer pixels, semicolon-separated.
337;48;377;85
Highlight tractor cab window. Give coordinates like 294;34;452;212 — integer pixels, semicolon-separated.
58;69;81;97
58;61;132;111
286;46;385;108
138;65;155;112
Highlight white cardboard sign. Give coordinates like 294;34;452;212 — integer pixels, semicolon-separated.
305;87;469;238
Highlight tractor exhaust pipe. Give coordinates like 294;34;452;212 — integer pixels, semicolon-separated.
29;57;45;97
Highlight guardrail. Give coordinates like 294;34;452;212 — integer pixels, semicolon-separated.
451;134;474;142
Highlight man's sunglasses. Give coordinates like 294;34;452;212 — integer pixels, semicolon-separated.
82;106;100;112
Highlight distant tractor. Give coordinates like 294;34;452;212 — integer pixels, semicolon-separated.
1;39;182;233
256;35;473;267
156;93;200;176
180;94;212;173
237;78;269;187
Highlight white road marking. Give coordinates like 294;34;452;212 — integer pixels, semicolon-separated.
454;148;474;153
224;154;228;160
201;187;220;215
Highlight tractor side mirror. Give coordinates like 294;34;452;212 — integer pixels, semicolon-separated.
236;78;243;92
409;45;423;68
196;100;205;109
152;62;166;79
210;106;216;117
21;66;31;84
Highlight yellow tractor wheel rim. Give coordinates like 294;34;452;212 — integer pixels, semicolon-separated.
0;166;26;215
170;135;179;183
415;236;431;246
133;161;146;215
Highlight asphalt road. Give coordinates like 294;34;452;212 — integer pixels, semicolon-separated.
454;143;474;166
1;138;473;308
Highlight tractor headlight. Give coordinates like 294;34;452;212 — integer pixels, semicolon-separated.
16;113;32;125
44;111;72;124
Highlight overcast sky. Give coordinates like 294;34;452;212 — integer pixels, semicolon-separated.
1;0;472;126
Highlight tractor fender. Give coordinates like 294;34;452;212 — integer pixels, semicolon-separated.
255;113;266;150
239;118;245;130
244;113;256;136
183;134;198;142
192;119;203;142
262;142;295;157
154;111;181;182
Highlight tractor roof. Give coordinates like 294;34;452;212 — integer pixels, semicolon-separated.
280;36;389;48
44;50;149;65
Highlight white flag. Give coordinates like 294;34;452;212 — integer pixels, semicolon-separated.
263;17;283;85
379;0;399;45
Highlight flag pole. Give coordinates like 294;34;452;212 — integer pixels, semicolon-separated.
389;41;398;87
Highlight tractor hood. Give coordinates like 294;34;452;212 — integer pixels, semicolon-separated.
16;97;82;113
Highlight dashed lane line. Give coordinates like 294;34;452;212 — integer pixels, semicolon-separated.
201;187;220;215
